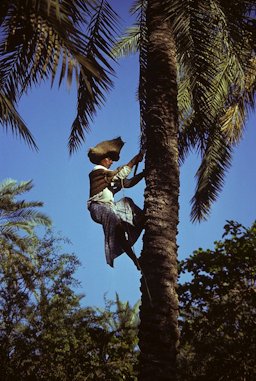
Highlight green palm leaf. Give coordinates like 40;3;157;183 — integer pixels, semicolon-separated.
0;0;119;151
109;293;140;332
0;91;38;150
190;131;233;222
0;179;51;252
164;0;256;219
220;57;256;144
112;26;140;57
0;0;94;92
69;0;119;153
112;0;147;150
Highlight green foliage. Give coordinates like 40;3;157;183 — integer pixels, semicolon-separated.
70;0;120;153
0;230;139;380
0;178;139;380
178;220;256;381
0;0;119;152
0;178;51;253
0;231;80;380
165;0;256;221
90;293;140;380
113;0;256;222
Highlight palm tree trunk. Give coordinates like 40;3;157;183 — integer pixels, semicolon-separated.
138;1;180;380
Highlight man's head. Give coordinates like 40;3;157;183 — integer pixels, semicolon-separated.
88;137;124;165
99;157;113;169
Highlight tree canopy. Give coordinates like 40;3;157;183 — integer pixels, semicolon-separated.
0;178;139;380
114;0;256;221
178;220;256;381
0;229;140;380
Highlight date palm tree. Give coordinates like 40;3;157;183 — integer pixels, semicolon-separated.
114;0;256;379
0;178;51;294
0;178;51;252
0;0;118;153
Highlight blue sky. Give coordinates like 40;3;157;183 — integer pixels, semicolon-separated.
1;1;256;307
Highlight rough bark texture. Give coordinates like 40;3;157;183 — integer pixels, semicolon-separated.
138;1;180;380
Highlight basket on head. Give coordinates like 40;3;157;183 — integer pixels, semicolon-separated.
88;137;125;164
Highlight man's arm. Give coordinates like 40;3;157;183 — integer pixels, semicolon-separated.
122;171;145;188
126;152;144;168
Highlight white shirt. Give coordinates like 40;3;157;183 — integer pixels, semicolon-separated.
87;164;132;207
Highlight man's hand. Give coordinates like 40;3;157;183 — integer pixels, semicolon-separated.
127;152;144;168
133;152;144;164
136;151;144;163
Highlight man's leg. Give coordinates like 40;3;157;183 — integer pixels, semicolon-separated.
115;223;141;271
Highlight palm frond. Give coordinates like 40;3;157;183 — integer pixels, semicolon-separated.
0;91;38;150
130;0;143;15
111;0;148;151
167;0;250;155
0;209;51;227
0;200;44;212
177;65;194;163
0;179;33;198
178;112;195;164
164;0;194;70
0;0;106;149
69;0;120;153
220;57;256;144
112;26;140;57
188;2;235;150
0;179;51;250
111;293;140;331
0;0;95;92
218;0;256;54
220;103;246;144
189;53;255;220
190;131;233;222
177;69;193;121
0;223;34;236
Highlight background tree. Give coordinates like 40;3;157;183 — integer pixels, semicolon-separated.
178;220;256;381
0;178;51;250
0;178;50;279
0;178;139;380
0;178;51;303
0;227;139;380
89;294;140;380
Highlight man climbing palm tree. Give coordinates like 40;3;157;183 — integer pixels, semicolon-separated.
87;137;144;269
